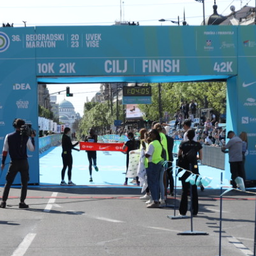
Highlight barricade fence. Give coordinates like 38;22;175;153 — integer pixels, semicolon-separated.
39;134;62;153
39;135;224;170
173;140;224;170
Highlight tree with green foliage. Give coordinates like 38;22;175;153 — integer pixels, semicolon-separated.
79;101;124;137
138;82;226;122
38;105;54;119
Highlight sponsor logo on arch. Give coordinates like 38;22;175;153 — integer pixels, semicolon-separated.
16;99;29;109
13;83;31;90
0;32;10;52
242;116;256;124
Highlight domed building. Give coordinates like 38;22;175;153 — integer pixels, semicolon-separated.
203;0;255;26
202;1;227;25
58;99;78;128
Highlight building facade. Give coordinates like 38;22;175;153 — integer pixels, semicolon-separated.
59;99;79;129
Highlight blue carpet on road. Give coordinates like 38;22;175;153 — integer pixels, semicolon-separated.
39;145;232;189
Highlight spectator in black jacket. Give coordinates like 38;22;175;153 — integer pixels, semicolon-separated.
162;128;174;195
178;130;202;216
60;127;79;186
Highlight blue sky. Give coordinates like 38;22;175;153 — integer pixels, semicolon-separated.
1;0;251;27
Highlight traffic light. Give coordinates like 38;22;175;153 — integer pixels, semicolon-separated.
66;86;73;97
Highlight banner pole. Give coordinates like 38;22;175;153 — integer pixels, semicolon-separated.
218;172;223;256
254;192;256;255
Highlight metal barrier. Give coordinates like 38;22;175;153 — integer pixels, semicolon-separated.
201;145;225;170
173;141;225;170
39;134;62;153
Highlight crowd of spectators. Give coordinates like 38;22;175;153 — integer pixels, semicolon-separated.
168;112;226;147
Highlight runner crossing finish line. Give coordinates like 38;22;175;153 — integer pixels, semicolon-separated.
80;142;128;152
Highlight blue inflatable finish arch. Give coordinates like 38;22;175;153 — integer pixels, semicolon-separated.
0;25;255;184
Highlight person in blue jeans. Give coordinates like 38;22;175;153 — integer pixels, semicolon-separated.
145;129;164;208
154;123;169;205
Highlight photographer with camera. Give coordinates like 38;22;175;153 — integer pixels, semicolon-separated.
0;118;35;209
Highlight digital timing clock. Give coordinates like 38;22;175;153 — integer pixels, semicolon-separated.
123;86;152;97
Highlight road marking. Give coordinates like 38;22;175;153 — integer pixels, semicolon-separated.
95;217;123;223
12;233;36;256
205;207;229;213
44;192;58;212
227;236;254;255
147;226;181;233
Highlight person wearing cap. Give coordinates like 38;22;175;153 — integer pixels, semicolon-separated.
0;118;35;209
221;131;245;188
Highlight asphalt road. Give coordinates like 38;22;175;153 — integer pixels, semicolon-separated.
0;186;255;256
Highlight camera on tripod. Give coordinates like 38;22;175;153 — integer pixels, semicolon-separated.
20;124;36;137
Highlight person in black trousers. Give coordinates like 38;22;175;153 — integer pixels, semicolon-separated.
0;118;35;208
178;129;202;216
84;128;99;182
60;127;79;186
123;132;138;185
162;128;174;195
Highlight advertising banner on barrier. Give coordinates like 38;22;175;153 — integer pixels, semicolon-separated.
80;142;127;152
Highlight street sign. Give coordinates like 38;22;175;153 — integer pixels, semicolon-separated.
114;120;122;126
122;96;152;104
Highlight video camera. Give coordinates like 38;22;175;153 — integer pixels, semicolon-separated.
20;124;36;137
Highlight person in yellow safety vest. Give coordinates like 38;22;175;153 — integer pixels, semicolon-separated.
145;129;164;208
154;123;169;205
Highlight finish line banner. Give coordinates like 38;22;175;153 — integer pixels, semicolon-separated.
80;142;127;152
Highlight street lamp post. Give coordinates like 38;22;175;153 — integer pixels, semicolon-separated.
195;0;206;25
159;17;180;26
116;84;119;121
158;83;162;122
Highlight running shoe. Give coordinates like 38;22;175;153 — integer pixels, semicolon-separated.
68;181;76;186
60;181;67;186
94;166;99;172
19;202;29;208
147;202;160;208
140;194;151;200
89;177;93;182
0;201;6;208
145;199;153;204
